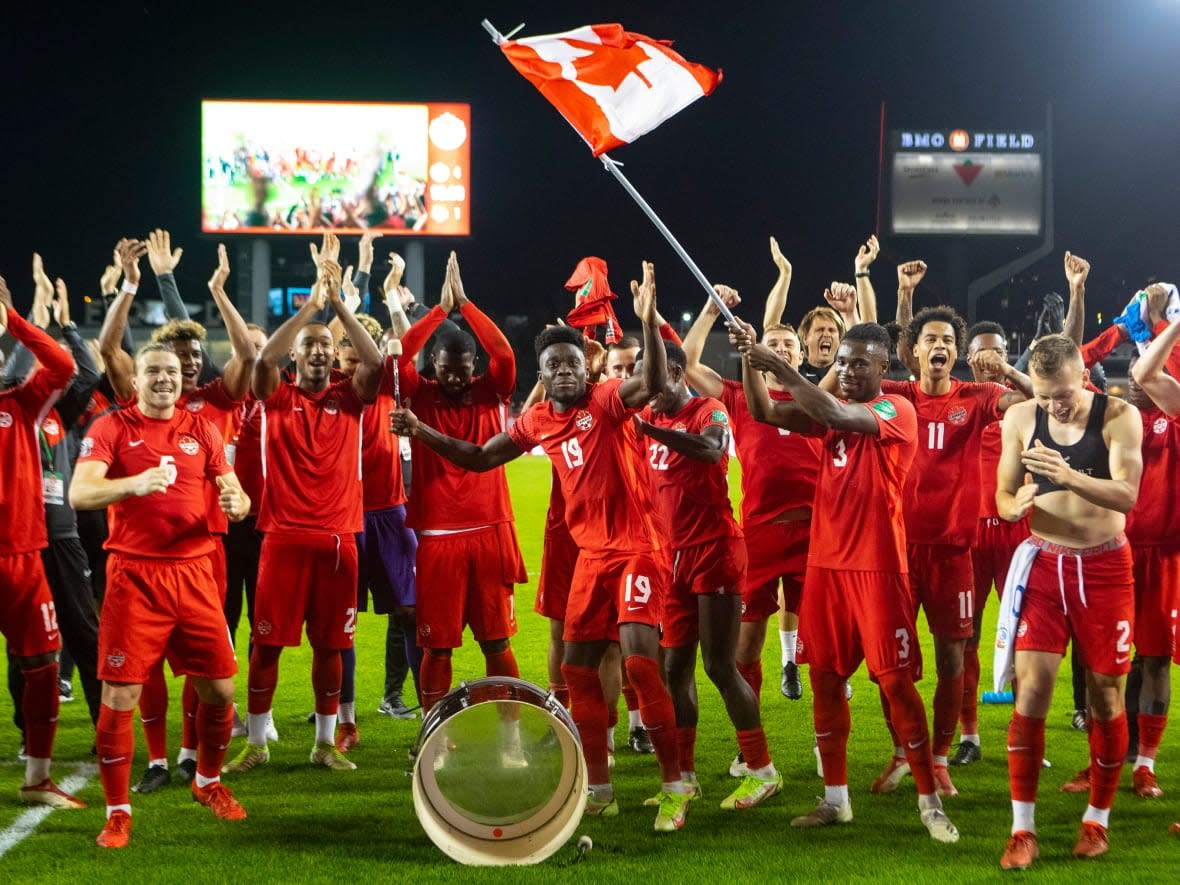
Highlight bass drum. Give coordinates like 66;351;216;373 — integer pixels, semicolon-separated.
411;676;586;865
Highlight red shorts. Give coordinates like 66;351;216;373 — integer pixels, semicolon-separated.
662;536;747;648
0;551;61;657
799;566;923;680
255;532;359;649
415;525;523;649
564;551;663;643
1016;537;1134;676
907;543;975;639
535;523;579;620
99;554;236;683
741;520;809;622
973;517;1027;607
1132;544;1180;658
209;535;227;604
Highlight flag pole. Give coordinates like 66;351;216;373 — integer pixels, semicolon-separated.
599;154;736;324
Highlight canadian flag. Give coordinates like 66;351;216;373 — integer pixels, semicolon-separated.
501;23;722;156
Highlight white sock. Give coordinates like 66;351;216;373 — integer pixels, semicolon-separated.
780;630;798;666
750;763;777;779
606;728;615;751
1135;755;1155;772
500;718;522;750
194;773;218;789
933;755;948;767
589;783;613;801
315;713;337;745
149;757;169;769
177;749;196;764
962;734;980;746
106;804;132;818
25;757;51;783
917;792;942;812
628;710;643;729
1012;800;1036;834
338;702;356;725
1083;805;1110;828
893;746;905;760
666;779;693;795
247;711;270;746
824;784;849;806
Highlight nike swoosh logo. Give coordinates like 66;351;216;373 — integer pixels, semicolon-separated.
1115;655;1129;665
1007;745;1030;753
248;687;270;693
815;731;832;738
46;632;58;642
1095;758;1122;769
906;740;926;750
101;756;127;765
129;440;145;447
626;605;644;612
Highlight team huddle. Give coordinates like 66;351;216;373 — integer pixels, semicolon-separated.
2;229;1178;870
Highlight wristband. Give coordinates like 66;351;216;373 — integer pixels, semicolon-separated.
855;272;870;278
120;281;138;295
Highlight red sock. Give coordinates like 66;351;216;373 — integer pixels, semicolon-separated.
139;665;170;760
484;646;520;679
932;670;965;758
1007;712;1045;802
878;683;901;750
1088;712;1128;811
311;649;342;716
960;645;981;735
677;726;696;773
879;670;936;795
247;645;281;715
1137;712;1167;762
625;655;680;783
736;660;763;703
621;684;639;713
811;669;850;786
97;705;134;808
419;652;453;715
195;701;233;780
21;662;60;760
562;663;610;784
736;726;771;772
181;677;199;752
549;683;570;709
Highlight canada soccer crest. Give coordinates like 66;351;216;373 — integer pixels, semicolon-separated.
179;436;200;456
324;399;339;416
673;422;687;432
0;412;12;429
947;406;968;426
107;650;126;669
575;410;593;431
1154;417;1168;435
185;398;205;412
42;417;59;436
256;620;273;637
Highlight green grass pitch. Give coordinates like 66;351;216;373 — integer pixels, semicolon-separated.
1;456;1177;882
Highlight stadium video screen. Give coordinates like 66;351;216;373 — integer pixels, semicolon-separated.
201;100;470;236
887;128;1043;236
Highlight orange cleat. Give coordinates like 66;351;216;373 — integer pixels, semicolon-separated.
192;780;247;821
96;810;132;849
932;764;959;798
1072;821;1109;858
1060;766;1091;793
335;722;360;754
20;778;85;810
1000;830;1038;870
870;756;911;793
1133;766;1163;799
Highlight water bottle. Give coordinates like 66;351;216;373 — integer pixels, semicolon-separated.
982;690;1014;704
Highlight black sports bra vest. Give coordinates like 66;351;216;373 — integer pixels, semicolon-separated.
1027;394;1110;495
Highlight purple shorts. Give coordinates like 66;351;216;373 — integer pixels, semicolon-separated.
357;505;417;614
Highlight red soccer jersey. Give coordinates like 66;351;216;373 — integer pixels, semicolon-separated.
720;379;821;526
640;397;741;549
361;357;408;512
78;405;230;559
806;393;917;572
258;378;366;534
0;312;75;555
509;380;653;556
883;378;1004;547
1127;407;1180;546
399;304;516;530
977;418;1005;519
230;397;264;516
180;378;244;535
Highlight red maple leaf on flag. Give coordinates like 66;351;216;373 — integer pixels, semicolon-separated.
567;38;654;89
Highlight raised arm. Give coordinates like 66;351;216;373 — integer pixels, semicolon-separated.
824;281;860;331
618;261;666;408
206;244;257;400
253;280;326;401
762;236;792;330
97;238;147;401
1132;318;1180;416
854;234;879;324
1062;251;1089;345
323;260;383;403
449;251;515;395
682;286;740;398
146;228;219;381
894;260;926;375
390;409;524;472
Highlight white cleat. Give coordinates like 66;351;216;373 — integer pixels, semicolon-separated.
920;807;960;843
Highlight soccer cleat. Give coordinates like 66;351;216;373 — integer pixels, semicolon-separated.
920;807;960;843
790;798;852;827
19;778;86;810
932;764;959;798
949;740;981;766
266;715;280;743
335;723;360;754
729;751;749;778
1060;766;1090;793
844;680;854;700
1000;830;1038;870
653;790;692;832
500;745;530;769
1170;821;1180;836
644;776;702;806
192;780;247;820
222;743;269;774
870;756;911;793
1071;709;1088;732
59;679;74;702
1072;821;1109;858
781;662;803;700
176;758;197;783
131;764;171;794
1133;766;1163;799
378;697;416;720
629;726;655;754
721;771;783;810
585;792;619;816
311;740;357;770
96;810;132;848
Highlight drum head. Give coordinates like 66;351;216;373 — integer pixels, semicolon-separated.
411;677;586;865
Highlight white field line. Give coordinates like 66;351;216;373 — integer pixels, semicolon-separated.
0;763;96;859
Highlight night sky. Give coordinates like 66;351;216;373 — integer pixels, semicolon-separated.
4;0;1179;350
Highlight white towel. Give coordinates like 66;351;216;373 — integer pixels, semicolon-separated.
993;539;1040;692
